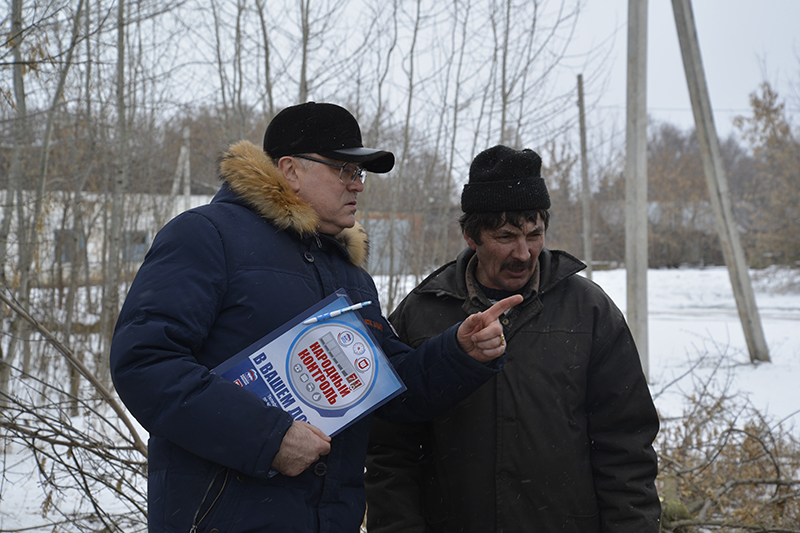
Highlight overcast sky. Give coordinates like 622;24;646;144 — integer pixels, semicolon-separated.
567;0;800;139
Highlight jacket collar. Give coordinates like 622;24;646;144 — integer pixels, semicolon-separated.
216;140;369;268
414;247;586;304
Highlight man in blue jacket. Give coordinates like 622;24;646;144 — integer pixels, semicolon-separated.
110;102;520;533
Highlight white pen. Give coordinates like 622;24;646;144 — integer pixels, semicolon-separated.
303;301;373;325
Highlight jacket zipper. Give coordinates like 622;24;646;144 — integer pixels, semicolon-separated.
189;467;230;533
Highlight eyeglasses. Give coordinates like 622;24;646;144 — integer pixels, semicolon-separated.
293;154;367;185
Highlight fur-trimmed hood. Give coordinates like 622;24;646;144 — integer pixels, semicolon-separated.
218;140;369;267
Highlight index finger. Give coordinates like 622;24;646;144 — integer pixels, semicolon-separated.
483;294;523;322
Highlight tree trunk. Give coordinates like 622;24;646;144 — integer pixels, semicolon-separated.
255;0;275;117
0;0;29;406
298;0;310;103
435;1;472;270
19;0;86;375
211;0;232;139
101;0;129;385
387;0;422;312
360;0;399;250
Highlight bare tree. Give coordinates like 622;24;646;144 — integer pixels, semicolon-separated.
20;0;86;375
541;138;580;254
254;0;277;117
345;0;400;252
491;0;583;147
0;287;148;530
232;0;248;139
409;3;458;276
386;0;424;311
3;0;88;382
207;0;253;141
293;0;351;103
298;0;311;102
99;0;129;384
210;0;233;138
0;0;31;402
0;0;27;288
433;0;474;270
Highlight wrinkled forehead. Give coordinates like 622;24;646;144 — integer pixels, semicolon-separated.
496;212;542;232
484;218;542;240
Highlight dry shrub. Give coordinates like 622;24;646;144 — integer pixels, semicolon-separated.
1;362;148;532
656;360;800;532
752;266;800;296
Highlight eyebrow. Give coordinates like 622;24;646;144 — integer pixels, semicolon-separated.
494;224;544;236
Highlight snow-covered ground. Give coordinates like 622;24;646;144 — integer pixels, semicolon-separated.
595;267;800;432
2;266;799;530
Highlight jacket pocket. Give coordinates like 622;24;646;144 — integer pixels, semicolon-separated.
563;509;600;532
189;467;234;533
151;464;237;533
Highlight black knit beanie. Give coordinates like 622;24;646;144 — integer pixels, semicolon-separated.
461;145;550;213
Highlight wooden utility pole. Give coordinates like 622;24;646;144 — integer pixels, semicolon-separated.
577;74;593;280
671;0;769;363
625;0;649;379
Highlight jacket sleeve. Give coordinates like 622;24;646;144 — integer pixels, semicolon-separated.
585;304;662;532
110;212;294;479
363;282;503;424
376;321;502;422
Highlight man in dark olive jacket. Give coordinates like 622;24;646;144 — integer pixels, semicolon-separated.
110;103;520;533
366;145;661;533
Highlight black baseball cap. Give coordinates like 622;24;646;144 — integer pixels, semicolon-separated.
263;102;395;173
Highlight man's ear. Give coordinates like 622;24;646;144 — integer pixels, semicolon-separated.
463;230;478;252
278;156;301;193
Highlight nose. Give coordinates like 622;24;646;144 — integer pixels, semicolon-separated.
347;177;365;193
511;237;531;261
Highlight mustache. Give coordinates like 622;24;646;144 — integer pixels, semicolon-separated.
501;258;533;271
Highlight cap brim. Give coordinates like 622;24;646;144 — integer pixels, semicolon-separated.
319;147;395;174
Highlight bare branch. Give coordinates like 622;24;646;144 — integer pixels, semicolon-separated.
0;285;147;458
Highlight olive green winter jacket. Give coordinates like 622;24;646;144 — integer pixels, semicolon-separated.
367;247;661;533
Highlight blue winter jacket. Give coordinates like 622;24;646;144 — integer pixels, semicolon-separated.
110;140;502;533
